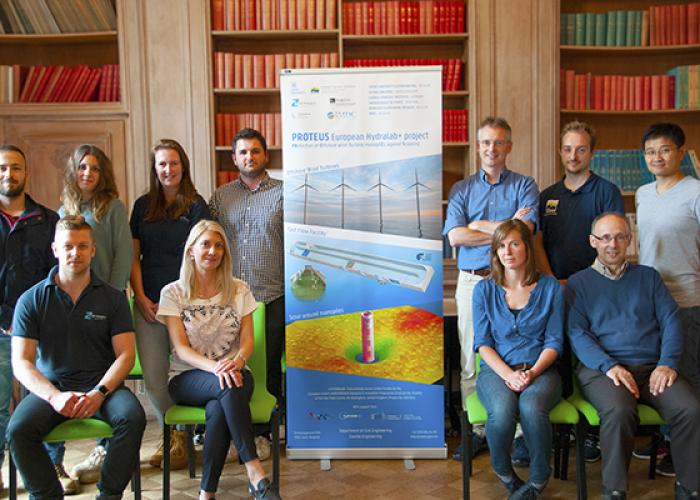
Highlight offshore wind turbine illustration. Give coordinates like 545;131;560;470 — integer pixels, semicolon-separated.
292;173;319;224
329;169;356;229
405;168;431;238
367;168;393;234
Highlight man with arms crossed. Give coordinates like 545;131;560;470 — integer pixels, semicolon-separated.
567;212;700;500
7;216;145;499
443;116;539;459
0;145;60;493
633;123;700;477
535;121;624;464
210;128;284;458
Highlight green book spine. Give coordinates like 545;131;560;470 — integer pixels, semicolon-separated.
560;13;566;45
575;13;586;45
585;12;595;45
616;10;627;46
567;14;576;45
626;10;635;46
606;11;617;46
634;11;642;46
595;13;607;45
680;65;688;110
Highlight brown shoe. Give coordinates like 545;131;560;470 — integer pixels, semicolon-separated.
55;463;81;495
149;431;165;468
167;429;188;470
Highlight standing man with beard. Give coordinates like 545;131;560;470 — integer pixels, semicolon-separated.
0;145;59;493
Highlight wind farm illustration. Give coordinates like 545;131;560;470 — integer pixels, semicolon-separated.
284;155;442;240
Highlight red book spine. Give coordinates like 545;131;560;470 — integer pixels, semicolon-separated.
214;51;224;88
593;75;604;110
664;5;672;45
253;55;265;88
49;66;74;103
289;0;296;29
234;54;243;88
667;74;676;109
224;52;234;88
342;2;350;33
327;0;336;29
65;66;89;102
82;68;103;102
602;74;610;110
316;0;324;29
29;66;55;103
620;76;629;111
642;75;651;110
457;1;464;32
651;74;661;110
689;3;699;44
680;4;688;45
212;0;224;30
658;6;666;45
242;54;253;88
576;74;586;110
307;0;315;30
564;69;575;110
112;64;120;102
264;54;275;88
96;65;108;102
225;114;234;145
216;114;224;146
634;76;643;111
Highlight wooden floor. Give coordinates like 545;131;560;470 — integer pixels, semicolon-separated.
2;417;678;499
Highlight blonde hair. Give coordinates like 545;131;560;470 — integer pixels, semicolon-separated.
180;220;237;304
61;144;118;222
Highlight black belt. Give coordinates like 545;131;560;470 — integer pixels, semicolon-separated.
510;363;532;371
463;269;489;277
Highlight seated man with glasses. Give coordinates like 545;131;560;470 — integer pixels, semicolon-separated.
566;212;700;500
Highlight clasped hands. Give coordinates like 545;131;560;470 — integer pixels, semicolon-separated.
505;369;534;392
213;357;245;389
606;364;677;398
49;390;105;418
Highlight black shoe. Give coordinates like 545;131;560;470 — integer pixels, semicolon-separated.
511;436;530;468
452;433;488;461
500;473;525;494
602;487;627;499
249;478;280;499
656;454;676;478
583;433;601;463
509;483;540;500
633;437;669;460
675;481;699;499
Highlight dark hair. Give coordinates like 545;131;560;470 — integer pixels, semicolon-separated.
231;128;267;153
641;122;685;149
489;219;538;287
478;116;512;141
561;120;597;150
0;145;27;163
145;139;199;222
55;215;93;237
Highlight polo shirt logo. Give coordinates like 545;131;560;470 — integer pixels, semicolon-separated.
84;311;107;321
545;199;559;216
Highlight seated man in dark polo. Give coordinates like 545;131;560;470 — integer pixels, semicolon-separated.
7;215;145;499
566;212;700;500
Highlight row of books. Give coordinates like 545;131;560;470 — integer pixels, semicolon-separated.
0;64;119;103
561;3;700;47
213;52;339;89
0;0;116;34
216;170;241;187
442;109;467;142
342;1;465;35
561;70;680;111
344;58;462;91
215;113;282;147
667;65;700;109
211;0;337;31
591;148;699;193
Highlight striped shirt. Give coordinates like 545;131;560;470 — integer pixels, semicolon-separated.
209;173;284;303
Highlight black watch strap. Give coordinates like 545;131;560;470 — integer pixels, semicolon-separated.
95;384;110;397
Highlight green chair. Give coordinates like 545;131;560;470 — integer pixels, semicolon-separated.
162;302;280;499
568;377;665;480
8;418;141;500
460;355;586;500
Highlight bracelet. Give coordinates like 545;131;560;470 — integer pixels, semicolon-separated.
234;352;247;362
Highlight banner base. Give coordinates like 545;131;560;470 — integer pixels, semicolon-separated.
286;447;447;460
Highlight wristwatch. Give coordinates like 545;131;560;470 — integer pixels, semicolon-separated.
94;384;110;397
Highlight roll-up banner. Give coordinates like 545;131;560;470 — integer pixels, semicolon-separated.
281;67;445;459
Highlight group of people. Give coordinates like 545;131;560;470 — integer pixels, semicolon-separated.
445;118;700;499
0;128;283;500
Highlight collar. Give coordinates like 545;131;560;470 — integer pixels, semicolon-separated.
591;258;628;281
479;168;509;185
236;172;271;192
564;172;598;194
42;266;104;291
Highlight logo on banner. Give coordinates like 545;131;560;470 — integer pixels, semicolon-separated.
327;111;356;120
311;87;320;93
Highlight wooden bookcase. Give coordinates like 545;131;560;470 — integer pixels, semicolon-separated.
560;0;700;211
0;0;128;210
209;0;471;202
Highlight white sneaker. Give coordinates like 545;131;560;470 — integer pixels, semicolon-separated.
54;463;81;495
254;436;271;461
70;445;106;484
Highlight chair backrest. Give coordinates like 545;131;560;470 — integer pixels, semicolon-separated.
248;302;277;422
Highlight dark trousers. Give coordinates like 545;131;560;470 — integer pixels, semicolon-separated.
578;364;700;492
7;387;145;500
265;295;285;402
169;368;257;493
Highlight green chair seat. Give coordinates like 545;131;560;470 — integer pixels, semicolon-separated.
568;387;666;427
164;405;206;426
44;418;114;443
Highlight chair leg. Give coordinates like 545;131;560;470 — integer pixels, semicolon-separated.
131;449;141;500
460;408;470;500
574;421;588;500
561;426;570;481
185;426;196;479
649;431;659;480
271;407;280;493
553;424;562;479
8;453;17;500
163;424;171;500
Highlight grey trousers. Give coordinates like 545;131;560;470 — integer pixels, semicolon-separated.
577;363;700;492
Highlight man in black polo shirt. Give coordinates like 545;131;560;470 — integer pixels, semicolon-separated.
7;216;145;499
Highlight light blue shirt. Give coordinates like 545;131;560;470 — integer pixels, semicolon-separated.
473;275;564;367
443;169;539;270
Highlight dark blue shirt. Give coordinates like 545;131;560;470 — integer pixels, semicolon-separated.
539;173;624;279
566;265;682;373
473;275;564;367
130;195;211;303
443;169;539;270
11;267;133;391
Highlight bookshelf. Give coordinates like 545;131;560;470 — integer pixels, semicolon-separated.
0;0;128;210
560;0;700;212
208;0;471;202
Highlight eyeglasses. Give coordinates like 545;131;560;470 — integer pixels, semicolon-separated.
643;146;677;157
591;233;631;244
478;139;509;148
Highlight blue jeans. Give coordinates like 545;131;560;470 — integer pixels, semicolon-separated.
477;365;562;485
0;335;11;468
7;387;145;500
169;369;256;493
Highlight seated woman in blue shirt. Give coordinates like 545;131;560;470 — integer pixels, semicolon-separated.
473;219;564;500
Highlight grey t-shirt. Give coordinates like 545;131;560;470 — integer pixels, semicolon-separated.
636;176;700;308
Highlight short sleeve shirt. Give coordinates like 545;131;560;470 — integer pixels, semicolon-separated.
11;267;133;391
157;278;257;377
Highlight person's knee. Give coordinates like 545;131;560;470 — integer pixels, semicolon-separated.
6;414;35;445
519;399;550;422
601;404;636;428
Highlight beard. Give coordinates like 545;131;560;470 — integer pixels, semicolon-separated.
0;180;25;198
